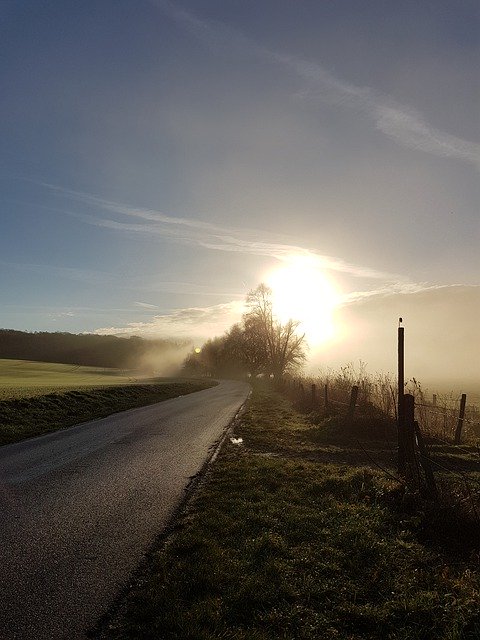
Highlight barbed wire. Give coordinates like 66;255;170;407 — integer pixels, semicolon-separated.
415;402;479;424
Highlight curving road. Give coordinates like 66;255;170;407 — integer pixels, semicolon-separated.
0;380;250;640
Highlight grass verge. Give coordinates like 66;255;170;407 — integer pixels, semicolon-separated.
98;385;480;640
0;380;216;446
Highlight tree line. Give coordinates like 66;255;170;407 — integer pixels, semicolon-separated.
0;329;186;369
0;285;306;377
183;284;306;379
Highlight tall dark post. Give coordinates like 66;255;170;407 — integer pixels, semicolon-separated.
398;318;406;472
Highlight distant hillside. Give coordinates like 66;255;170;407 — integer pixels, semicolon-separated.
0;329;189;370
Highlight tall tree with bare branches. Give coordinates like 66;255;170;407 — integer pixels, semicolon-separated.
183;284;306;378
243;284;306;377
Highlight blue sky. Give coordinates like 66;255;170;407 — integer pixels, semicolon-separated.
1;1;479;383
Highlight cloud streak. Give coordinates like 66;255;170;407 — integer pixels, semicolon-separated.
340;282;480;306
43;182;404;282
94;300;244;340
152;0;479;169
0;259;118;286
93;284;480;348
1;254;246;300
134;301;158;309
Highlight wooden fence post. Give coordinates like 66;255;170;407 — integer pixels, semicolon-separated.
398;321;406;473
311;383;316;406
346;385;359;424
324;384;329;411
454;394;467;445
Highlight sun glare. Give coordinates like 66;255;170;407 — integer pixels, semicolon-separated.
265;255;340;347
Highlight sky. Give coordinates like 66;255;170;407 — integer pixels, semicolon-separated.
1;0;479;389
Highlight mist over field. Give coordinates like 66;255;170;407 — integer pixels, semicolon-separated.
309;285;480;397
0;330;190;376
86;283;479;399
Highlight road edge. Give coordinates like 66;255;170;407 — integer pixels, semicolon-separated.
90;386;251;639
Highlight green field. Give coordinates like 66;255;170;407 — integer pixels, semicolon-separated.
0;358;149;399
0;358;215;446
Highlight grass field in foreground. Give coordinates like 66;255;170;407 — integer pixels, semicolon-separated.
0;360;216;445
99;385;480;640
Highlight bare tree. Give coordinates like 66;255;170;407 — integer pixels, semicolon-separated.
243;284;306;377
183;283;306;379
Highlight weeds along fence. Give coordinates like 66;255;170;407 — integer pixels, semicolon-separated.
279;371;480;534
281;365;480;444
408;385;480;444
277;324;480;537
281;363;381;412
397;393;480;531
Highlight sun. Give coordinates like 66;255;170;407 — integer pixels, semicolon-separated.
265;255;340;347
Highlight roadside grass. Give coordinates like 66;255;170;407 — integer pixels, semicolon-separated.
99;385;480;640
0;381;216;446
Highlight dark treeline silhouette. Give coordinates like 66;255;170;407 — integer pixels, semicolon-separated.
0;329;188;370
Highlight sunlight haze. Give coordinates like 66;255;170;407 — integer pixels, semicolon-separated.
265;255;341;347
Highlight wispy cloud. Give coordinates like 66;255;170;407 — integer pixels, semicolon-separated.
1;254;245;299
40;182;232;234
42;182;403;282
49;310;76;321
340;282;471;305
94;284;479;341
134;301;158;309
94;300;244;339
373;104;480;164
0;259;118;286
152;1;479;169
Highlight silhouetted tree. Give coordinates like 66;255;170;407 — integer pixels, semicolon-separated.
183;284;306;379
243;284;306;377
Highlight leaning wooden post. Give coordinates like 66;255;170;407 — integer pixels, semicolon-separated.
346;385;359;424
311;383;316;406
398;319;406;473
454;394;467;445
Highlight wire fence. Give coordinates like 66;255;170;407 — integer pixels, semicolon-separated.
282;366;480;444
279;368;480;530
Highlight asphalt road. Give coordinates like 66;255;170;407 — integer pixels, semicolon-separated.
0;380;250;640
